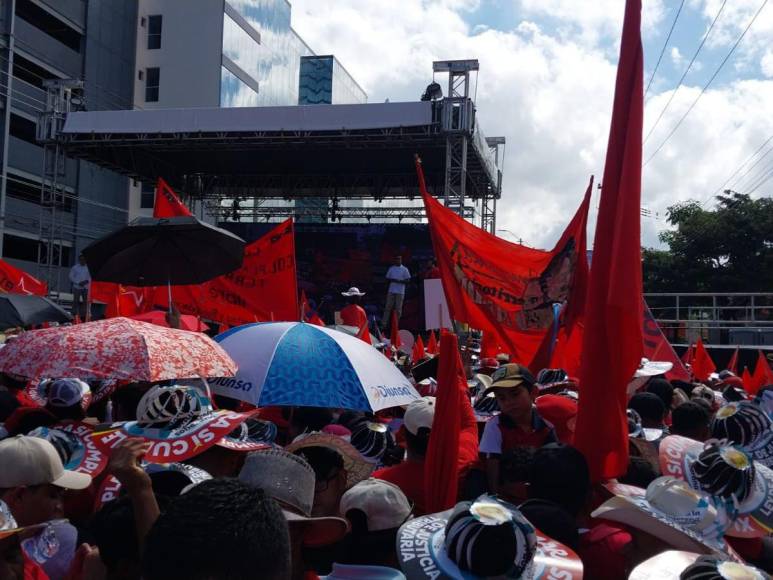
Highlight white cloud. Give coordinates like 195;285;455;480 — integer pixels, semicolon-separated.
290;0;773;249
671;46;684;68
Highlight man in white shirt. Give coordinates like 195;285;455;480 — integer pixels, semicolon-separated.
381;255;410;328
69;254;90;319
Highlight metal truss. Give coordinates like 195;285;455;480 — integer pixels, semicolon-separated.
209;202;475;222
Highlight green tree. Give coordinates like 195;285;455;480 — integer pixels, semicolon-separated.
643;192;773;293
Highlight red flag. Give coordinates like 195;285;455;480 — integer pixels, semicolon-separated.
751;351;773;395
424;333;464;512
153;177;192;218
642;302;690;381
480;330;503;359
90;282;150;318
412;335;425;363
692;338;716;382
390;310;401;351
574;0;643;482
417;158;590;371
727;347;739;375
300;290;325;327
0;259;47;296
681;343;695;366
355;318;371;345
742;366;753;392
427;331;439;355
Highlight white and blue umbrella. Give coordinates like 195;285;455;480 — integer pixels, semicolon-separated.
212;322;420;412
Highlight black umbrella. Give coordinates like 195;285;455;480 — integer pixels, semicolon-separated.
0;294;71;328
83;217;245;287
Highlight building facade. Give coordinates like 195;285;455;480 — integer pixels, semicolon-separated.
0;0;136;293
130;0;366;219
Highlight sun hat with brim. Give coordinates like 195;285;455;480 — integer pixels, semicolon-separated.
0;435;91;490
396;495;584;580
658;435;773;539
482;363;536;396
287;432;374;488
239;449;349;547
342;287;366;297
634;358;674;378
628;551;702;580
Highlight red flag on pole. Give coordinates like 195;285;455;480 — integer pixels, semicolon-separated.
742;366;753;392
642;302;691;381
751;351;773;395
574;0;644;482
681;343;695;366
390;310;401;352
427;331;439;355
0;259;47;296
691;338;716;382
412;335;425;363
727;347;739;375
424;332;464;512
153;178;193;218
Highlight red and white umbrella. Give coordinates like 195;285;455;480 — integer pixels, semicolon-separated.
128;310;209;332
0;317;236;381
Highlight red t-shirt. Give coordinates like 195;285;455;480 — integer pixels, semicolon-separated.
374;391;478;515
577;522;633;580
339;304;371;343
424;267;441;279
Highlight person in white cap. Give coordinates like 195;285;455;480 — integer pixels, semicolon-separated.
0;435;91;526
340;287;371;343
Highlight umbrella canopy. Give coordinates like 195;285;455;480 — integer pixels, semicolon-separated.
128;310;209;332
0;317;236;381
212;322;420;411
83;216;245;286
0;294;71;328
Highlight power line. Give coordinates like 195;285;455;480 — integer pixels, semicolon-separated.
644;0;686;98
643;0;727;145
702;134;773;206
644;0;769;167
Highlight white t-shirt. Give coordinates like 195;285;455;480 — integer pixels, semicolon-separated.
386;265;410;295
69;264;91;288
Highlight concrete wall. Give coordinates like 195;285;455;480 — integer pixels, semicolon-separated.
134;0;224;109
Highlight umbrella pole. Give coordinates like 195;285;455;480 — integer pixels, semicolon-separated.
167;278;172;314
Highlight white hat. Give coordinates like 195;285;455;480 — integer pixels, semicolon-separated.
403;397;435;435
342;287;366;297
0;436;91;490
340;478;412;532
634;358;673;378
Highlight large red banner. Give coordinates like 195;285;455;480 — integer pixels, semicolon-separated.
0;259;47;296
154;219;298;325
417;159;591;370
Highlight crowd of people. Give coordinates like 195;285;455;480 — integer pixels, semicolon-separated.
1;328;773;579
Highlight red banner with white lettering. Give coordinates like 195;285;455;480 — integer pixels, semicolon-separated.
154;219;298;324
642;302;690;381
0;259;47;296
90;282;151;317
418;159;591;370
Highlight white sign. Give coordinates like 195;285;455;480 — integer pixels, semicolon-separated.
424;279;451;330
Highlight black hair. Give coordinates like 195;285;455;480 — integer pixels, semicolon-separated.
88;496;139;572
671;402;710;439
404;427;431;457
499;447;535;484
528;443;590;517
691;397;712;414
294;446;343;481
8;408;57;436
337;411;369;430
519;499;579;550
646;378;674;410
142;478;290;580
46;403;86;422
0;389;20;422
111;385;148;422
628;392;666;425
0;373;26;391
619;456;659;488
722;386;745;402
341;509;400;566
290;407;334;433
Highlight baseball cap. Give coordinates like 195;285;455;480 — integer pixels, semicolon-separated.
483;363;536;395
340;478;412;532
0;436;91;490
45;378;90;408
403;397;435;435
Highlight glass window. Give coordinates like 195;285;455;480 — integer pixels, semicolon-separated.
220;66;259;108
3;234;40;262
147;15;162;49
145;67;160;102
140;183;155;208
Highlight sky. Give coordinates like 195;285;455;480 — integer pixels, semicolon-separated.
288;0;773;250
